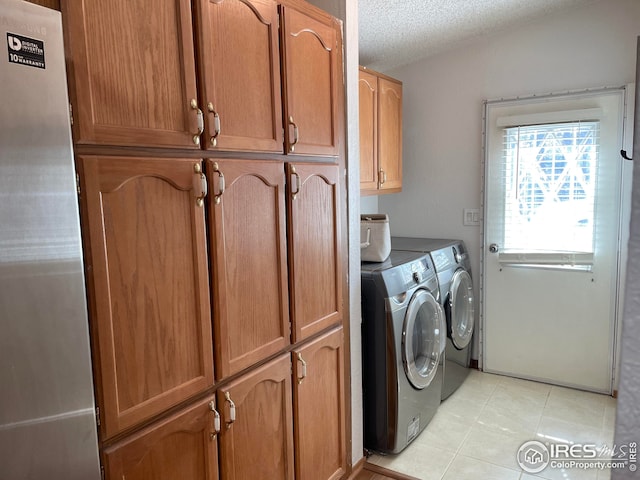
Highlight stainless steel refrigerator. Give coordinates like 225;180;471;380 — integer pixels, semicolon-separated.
0;1;101;478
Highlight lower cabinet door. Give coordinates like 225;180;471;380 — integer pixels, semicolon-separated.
218;354;294;480
292;327;346;480
103;395;219;480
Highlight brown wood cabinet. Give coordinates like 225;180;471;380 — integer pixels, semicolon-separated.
286;163;343;342
293;327;346;480
359;67;403;195
195;0;283;152
63;0;342;156
65;0;349;478
103;396;219;480
78;156;214;440
206;159;290;380
63;0;201;148
280;4;342;156
218;354;295;480
358;69;378;192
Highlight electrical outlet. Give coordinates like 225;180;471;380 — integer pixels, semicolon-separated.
463;208;481;226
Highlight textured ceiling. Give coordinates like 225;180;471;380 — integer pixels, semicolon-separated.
359;0;598;71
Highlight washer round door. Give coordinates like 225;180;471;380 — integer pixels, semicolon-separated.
402;289;445;389
448;269;475;350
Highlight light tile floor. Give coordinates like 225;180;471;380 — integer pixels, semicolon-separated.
367;371;617;480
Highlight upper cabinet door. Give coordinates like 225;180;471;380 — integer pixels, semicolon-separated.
62;0;201;148
280;5;342;157
206;159;290;380
78;156;214;440
195;0;283;152
287;163;342;342
377;77;403;192
358;69;378;193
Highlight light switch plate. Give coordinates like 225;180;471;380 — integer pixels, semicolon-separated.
463;208;481;226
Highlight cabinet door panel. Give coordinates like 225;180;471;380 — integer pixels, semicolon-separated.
293;328;345;480
218;355;294;480
377;78;403;192
287;163;342;342
103;396;219;480
196;0;283;152
280;5;341;156
358;69;378;193
63;0;200;148
207;159;289;379
79;156;213;439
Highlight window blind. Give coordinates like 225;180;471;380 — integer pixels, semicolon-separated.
499;121;600;262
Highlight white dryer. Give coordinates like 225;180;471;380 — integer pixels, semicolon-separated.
361;250;445;454
391;238;475;400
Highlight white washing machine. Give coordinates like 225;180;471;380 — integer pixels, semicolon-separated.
361;250;445;454
391;238;475;400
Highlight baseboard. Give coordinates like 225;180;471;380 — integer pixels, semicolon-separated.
363;462;422;480
346;457;366;480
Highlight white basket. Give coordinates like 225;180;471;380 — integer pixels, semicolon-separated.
360;214;391;262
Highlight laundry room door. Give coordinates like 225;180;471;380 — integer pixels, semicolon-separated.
483;89;627;393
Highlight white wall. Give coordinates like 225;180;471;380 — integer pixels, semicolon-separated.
360;195;378;215
374;0;640;362
343;0;364;466
613;38;640;480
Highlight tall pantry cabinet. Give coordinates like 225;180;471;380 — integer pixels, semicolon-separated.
60;0;348;479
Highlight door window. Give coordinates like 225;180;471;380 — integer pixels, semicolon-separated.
503;121;599;256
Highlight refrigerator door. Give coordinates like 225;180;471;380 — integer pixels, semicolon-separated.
0;2;101;479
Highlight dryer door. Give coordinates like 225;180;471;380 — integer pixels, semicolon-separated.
448;269;475;350
402;289;444;389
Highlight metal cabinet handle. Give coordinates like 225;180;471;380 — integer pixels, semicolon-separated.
290;165;300;200
211;162;225;205
296;352;307;384
207;102;221;147
193;163;207;207
379;170;387;185
288;115;299;153
224;391;236;429
190;99;204;146
209;401;220;440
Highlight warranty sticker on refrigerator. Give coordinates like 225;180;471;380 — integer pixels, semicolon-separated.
7;33;45;69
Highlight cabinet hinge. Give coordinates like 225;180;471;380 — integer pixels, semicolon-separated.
69;102;74;126
100;465;105;480
76;173;81;195
95;406;100;427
